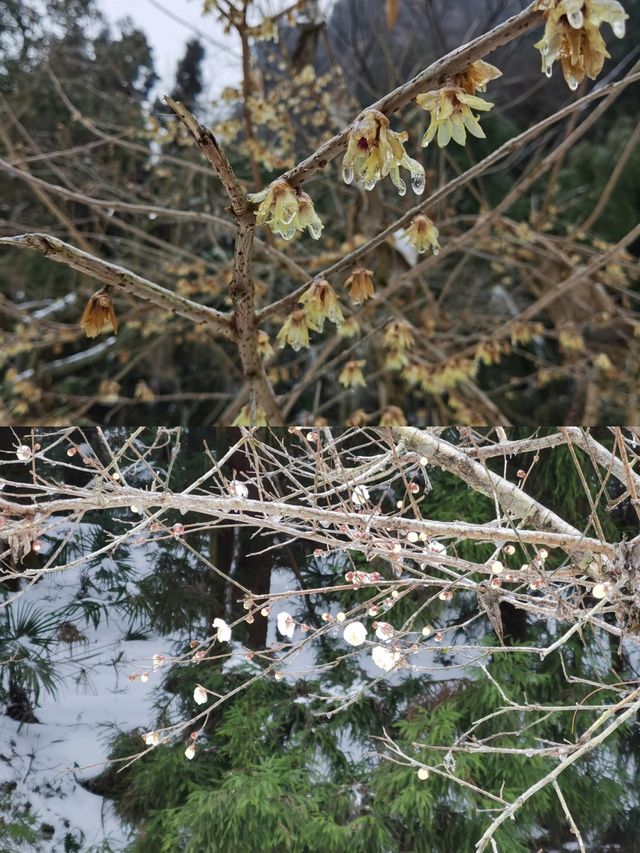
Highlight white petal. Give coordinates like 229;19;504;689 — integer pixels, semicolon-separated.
374;622;394;642
184;744;196;760
213;617;232;642
16;445;32;462
277;611;295;639
229;480;249;498
193;685;208;705
343;621;367;646
351;485;370;505
371;645;400;672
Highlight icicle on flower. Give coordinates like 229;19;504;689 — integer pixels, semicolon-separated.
534;0;628;90
299;280;344;332
342;109;425;196
276;309;313;351
404;215;440;255
249;179;323;239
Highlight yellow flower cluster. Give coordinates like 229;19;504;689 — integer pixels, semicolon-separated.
416;61;502;148
342;109;425;196
534;0;628;89
249;179;323;240
404;358;478;394
404;215;440;255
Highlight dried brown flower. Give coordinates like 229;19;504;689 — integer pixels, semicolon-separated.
80;287;118;338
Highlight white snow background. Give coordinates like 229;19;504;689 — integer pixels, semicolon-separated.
0;528;183;852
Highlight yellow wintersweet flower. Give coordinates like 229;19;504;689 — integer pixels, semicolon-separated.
338;317;361;339
456;60;503;95
276;309;314;351
249;179;323;240
417;88;494;147
384;349;410;371
339;360;367;389
534;0;628;90
256;330;274;359
404;215;440;255
344;267;375;304
342;109;425;196
233;405;268;426
299;280;344;332
383;319;415;351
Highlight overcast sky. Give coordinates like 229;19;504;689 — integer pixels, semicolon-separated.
96;0;241;99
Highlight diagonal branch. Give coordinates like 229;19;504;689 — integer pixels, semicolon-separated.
164;95;248;215
391;427;593;541
279;2;543;188
0;233;234;339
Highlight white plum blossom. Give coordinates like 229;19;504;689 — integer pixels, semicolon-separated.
130;504;143;514
351;484;370;506
143;731;160;746
229;479;249;498
193;685;208;705
184;744;196;760
343;621;367;646
491;560;504;575
213;617;232;642
371;645;401;672
427;541;447;555
16;445;32;462
152;654;166;669
277;611;296;639
593;582;612;599
374;621;394;642
417;767;430;780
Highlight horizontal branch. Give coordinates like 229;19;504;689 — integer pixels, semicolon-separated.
1;493;615;558
0;233;234;339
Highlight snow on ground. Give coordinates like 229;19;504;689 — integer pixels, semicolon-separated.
0;534;182;852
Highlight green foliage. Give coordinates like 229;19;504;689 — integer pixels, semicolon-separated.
0;786;40;852
0;602;62;705
558;115;640;244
